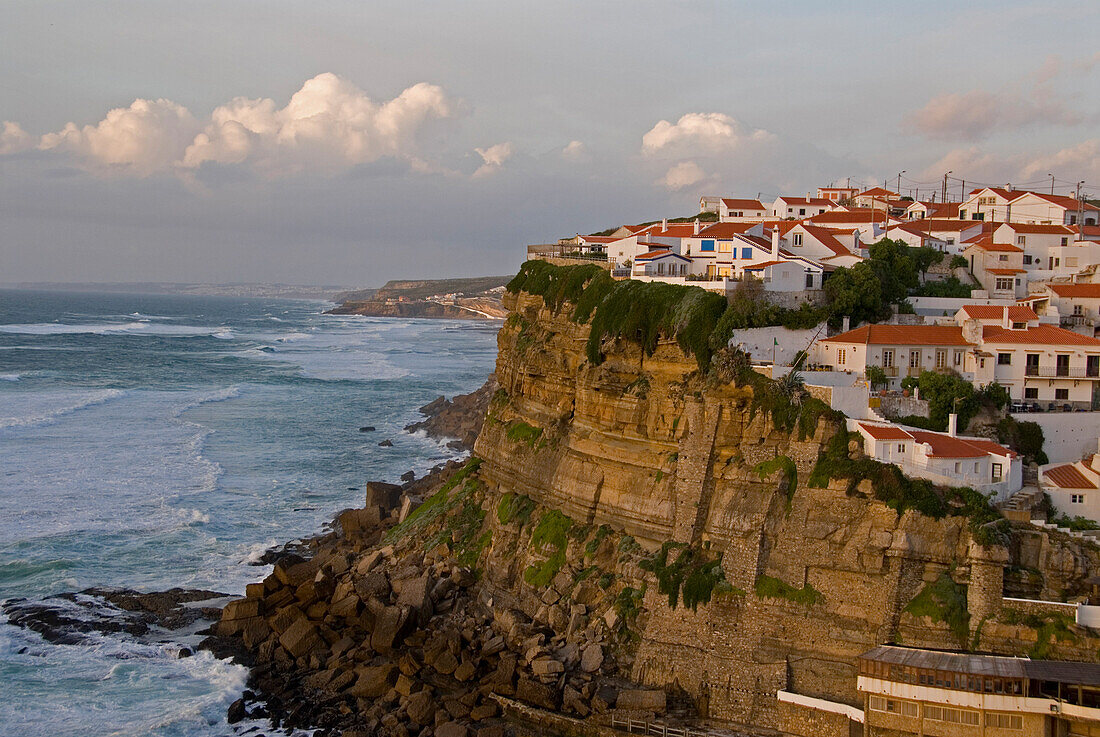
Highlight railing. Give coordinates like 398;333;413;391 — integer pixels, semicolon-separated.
1061;315;1090;328
609;716;748;737
525;244;608;261
1023;365;1100;378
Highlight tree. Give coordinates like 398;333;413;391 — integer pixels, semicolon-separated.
901;370;980;431
911;246;945;278
824;261;891;327
865;365;888;391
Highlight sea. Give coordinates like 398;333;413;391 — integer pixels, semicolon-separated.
0;289;500;736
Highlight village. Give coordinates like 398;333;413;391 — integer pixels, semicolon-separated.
528;183;1100;532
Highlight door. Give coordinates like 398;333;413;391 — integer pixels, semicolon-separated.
1057;354;1070;377
1026;353;1040;375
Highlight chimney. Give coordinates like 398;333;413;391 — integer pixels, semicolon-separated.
662;217;667;231
771;227;780;258
1003;306;1011;329
842;315;850;332
694;218;700;235
948;413;958;437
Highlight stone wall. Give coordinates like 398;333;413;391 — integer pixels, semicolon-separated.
776;697;860;737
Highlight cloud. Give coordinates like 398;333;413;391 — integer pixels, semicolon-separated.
0;121;33;154
920;140;1100;190
472;142;514;178
660;161;706;191
38;99;201;175
560;139;589;162
16;74;459;179
641;112;774;154
1019;139;1100;182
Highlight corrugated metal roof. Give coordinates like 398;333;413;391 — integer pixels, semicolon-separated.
859;645;1100;684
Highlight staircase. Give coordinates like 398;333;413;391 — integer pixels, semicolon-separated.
999;486;1044;522
670;400;722;544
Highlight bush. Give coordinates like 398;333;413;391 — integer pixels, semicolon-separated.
995;417;1048;465
904;572;970;646
912;276;973;298
639;542;728;611
950;255;968;269
901;370;980;431
754;574;824;607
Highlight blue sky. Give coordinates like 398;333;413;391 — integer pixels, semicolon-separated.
2;1;1098;285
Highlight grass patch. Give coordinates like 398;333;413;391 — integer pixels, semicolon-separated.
385;458;482;543
903;572;969;647
755;454;798;503
497;492;536;527
523;509;573;588
1000;610;1078;659
808;430;1008;547
505;420;543;447
754;574;824;607
585;525;612;557
640;542;727;610
1052;514;1100;531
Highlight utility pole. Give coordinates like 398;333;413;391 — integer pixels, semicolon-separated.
943;170;952;203
1049;173;1055;195
1078;181;1086;228
897;171;905;195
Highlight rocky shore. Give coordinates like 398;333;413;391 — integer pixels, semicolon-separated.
405;376;498;452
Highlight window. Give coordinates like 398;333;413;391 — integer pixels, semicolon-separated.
657;263;665;275
1026;353;1040;374
1017;235;1026;245
998;353;1012;365
1023;254;1033;265
793;233;803;246
882;349;894;368
1072;493;1086;504
954;350;964;366
1055;258;1061;266
946;237;955;245
992;463;1003;482
910;351;922;368
1012;322;1026;329
985;713;1023;730
998;254;1009;261
1088;355;1099;377
954;462;961;472
1057;354;1070;376
799;208;806;216
701;239;715;252
897;444;906;453
837;349;846;365
923;705;979;725
1056;388;1069;400
959;209;967;219
806;273;815;288
995;278;1014;290
1025;387;1038;399
1075;305;1084;316
936;350;947;368
719;241;732;253
1061;237;1069;246
741;247;752;259
869;697;917;717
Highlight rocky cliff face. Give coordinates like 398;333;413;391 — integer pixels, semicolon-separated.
215;281;1100;736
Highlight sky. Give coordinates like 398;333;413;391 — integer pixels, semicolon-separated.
2;1;1099;286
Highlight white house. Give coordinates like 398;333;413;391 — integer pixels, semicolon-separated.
961;237;1026;299
852;420;1021;501
1026;282;1100;333
743;257;824;292
885;222;949;251
771;195;834;219
1039;445;1100;523
632;249;694;278
852;187;899;209
718;198;768;222
817;185;859;204
900;219;985;254
905;201;961;220
1003;191;1099;226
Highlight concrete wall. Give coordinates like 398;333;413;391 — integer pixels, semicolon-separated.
1010;412;1100;464
728;323;826;366
910;295;1011;318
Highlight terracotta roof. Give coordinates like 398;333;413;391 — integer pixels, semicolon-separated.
798;224;854;257
969;187;1027;202
1044;464;1097;490
820;324;971;346
776;196;834;207
697;222;756;238
999;223;1076;235
906;430;1015;459
720;198;765;210
578;235;619;243
636;250;690;261
807;209;882;224
958;305;1038;322
1048;283;1100;298
857;423;913;441
857;187;899;197
1025;192;1095;210
966;237;1023;252
986;268;1026;275
743;260;788;270
981;324;1100;346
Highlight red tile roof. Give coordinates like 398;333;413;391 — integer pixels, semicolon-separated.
1026;192;1096;210
958;305;1038;322
720;198;765;210
981;324;1100;346
986;268;1025;275
1048;283;1100;298
858;187;899;197
820;324;971;346
907;430;1015;459
857;423;913;441
999;223;1076;235
965;237;1023;252
697;222;756;238
808;209;883;224
776;196;834;207
798;224;855;257
636;250;690;261
1044;464;1097;490
969;187;1027;202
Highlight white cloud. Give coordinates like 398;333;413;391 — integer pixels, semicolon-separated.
1019;139;1100;182
38;99;201;176
16;74;458;178
561;139;588;161
0;121;33;154
183;74;455;176
660;161;706;191
641;112;773;154
920;140;1100;190
472;142;514;178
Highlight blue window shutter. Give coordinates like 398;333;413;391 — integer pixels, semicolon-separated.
701;239;715;252
741;247;752;259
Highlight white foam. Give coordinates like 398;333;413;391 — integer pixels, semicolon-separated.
0;322;234;337
0;373;19;381
0;388;128;429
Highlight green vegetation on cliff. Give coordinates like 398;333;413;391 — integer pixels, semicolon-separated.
639;542;730;611
904;572;970;647
524;509;573;587
754;574;824;607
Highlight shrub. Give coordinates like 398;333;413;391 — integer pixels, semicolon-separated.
639;542;727;610
995;417;1048;465
754;574;823;607
950;255;968;269
904;572;969;647
912;276;973;298
524;509;573;587
505;421;543;447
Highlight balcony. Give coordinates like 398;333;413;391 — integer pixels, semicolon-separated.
1060;314;1091;328
1023;365;1100;379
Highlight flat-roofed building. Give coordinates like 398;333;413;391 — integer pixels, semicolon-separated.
858;645;1100;736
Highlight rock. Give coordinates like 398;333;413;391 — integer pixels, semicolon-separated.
270;605;305;634
515;678;559;710
617;689;666;713
580;643;603;673
364;481;403;509
432;649;459;675
339;507;382;536
436;722;468;737
355;571;391;602
359;426;376;432
530;657;564;677
405;691;436;726
379;439;394;447
397;573;433;612
329;594;361;619
453;659;476;682
227;697;247;724
476;726;505;737
401;470;416;483
351;663;397;698
469;702;498;721
279;617;323;659
371;606;407;653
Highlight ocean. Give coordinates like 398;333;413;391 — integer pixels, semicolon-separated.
0;289;500;736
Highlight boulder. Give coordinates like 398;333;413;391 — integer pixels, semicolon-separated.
364;481;402;509
580;643;603;673
339;507;382;536
351;663;397;698
269;605;305;635
397;573;433;612
279;617;323;658
355;571;391;602
405;691;436;726
453;659;476;682
469;702;498;721
221;598;260;621
515;678;559;710
370;606;407;653
476;726;505;737
436;722;468;737
530;658;564;677
432;649;459;675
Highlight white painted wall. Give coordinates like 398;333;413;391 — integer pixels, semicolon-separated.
1011;412;1100;464
727;323;824;366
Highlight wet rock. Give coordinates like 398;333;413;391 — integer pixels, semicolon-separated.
359;426;376;432
379;439;394;447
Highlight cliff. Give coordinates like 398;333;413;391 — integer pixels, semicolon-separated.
215;262;1100;737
